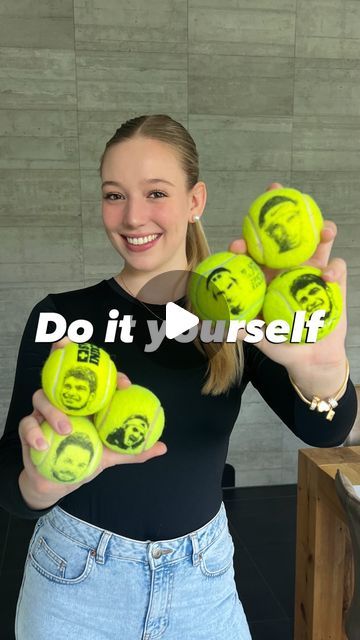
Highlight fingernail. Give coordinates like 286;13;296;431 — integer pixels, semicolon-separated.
35;438;49;450
58;420;72;434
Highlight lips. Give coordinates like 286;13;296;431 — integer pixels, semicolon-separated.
121;233;163;252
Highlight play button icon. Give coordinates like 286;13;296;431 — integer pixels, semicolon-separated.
119;269;224;369
165;302;199;339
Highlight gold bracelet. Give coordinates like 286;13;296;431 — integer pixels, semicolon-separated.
288;359;350;422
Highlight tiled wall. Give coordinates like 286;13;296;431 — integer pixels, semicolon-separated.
1;0;359;485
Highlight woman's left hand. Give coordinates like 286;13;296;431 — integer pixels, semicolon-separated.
228;182;348;399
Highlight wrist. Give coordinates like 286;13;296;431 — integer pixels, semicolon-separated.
18;469;59;511
287;357;348;401
288;358;350;421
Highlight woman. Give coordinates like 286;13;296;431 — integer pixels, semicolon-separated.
0;114;357;639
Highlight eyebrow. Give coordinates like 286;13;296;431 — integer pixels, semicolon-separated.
101;178;175;188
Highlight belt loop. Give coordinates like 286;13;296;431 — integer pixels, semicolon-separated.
93;531;111;564
190;532;201;567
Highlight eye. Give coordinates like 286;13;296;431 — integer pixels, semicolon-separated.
103;193;123;201
149;191;166;198
103;191;166;200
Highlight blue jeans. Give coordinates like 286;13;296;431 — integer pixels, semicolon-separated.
15;502;252;639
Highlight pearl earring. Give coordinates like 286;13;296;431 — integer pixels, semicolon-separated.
192;216;200;223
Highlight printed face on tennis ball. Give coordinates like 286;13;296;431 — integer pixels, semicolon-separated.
293;282;332;317
207;269;246;315
41;342;117;416
30;418;103;484
242;187;324;270
106;416;148;451
264;207;302;252
101;136;207;277
52;443;92;482
60;374;95;411
262;267;342;343
94;386;165;455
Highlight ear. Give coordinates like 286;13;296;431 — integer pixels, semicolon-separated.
188;181;207;223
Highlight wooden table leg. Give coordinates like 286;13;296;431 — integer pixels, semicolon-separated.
294;451;348;639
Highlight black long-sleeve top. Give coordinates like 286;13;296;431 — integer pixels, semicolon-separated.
0;278;357;540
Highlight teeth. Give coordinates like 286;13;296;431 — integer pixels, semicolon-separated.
126;234;159;245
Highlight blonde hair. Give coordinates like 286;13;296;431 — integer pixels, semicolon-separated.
99;114;244;395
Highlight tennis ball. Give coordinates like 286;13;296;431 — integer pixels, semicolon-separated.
30;417;103;484
262;266;342;343
188;252;266;323
242;187;324;269
94;384;165;455
42;342;117;416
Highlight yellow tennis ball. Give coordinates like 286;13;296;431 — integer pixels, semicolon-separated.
188;252;266;323
41;342;117;416
242;187;324;269
30;417;103;484
94;385;165;455
262;266;342;343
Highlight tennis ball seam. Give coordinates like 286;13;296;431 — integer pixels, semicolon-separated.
103;357;115;405
51;348;66;408
192;269;222;320
139;402;163;453
246;214;264;262
302;193;321;245
237;296;263;321
266;287;298;320
200;253;242;279
95;401;112;434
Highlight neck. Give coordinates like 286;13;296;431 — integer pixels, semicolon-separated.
117;266;190;304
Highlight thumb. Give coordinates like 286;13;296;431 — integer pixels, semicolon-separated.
50;336;72;354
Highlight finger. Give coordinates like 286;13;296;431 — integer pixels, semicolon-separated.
19;413;50;451
320;220;337;243
322;257;347;304
308;220;337;269
228;238;247;254
117;372;131;390
133;441;168;462
266;182;284;191
32;407;44;423
106;441;167;467
236;327;248;342
32;389;72;435
50;336;71;354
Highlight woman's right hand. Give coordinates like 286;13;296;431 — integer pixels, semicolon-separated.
18;339;168;510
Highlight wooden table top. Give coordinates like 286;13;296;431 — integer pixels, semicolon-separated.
300;445;360;482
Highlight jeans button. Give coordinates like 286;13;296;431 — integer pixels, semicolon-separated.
152;547;162;559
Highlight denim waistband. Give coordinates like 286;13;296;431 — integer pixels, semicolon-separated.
42;502;228;570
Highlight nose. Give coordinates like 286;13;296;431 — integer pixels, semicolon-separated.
122;197;148;228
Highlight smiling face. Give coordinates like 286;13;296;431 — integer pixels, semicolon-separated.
294;282;332;317
60;375;92;411
101;136;206;280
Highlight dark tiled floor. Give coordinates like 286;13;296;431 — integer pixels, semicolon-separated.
0;483;297;640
